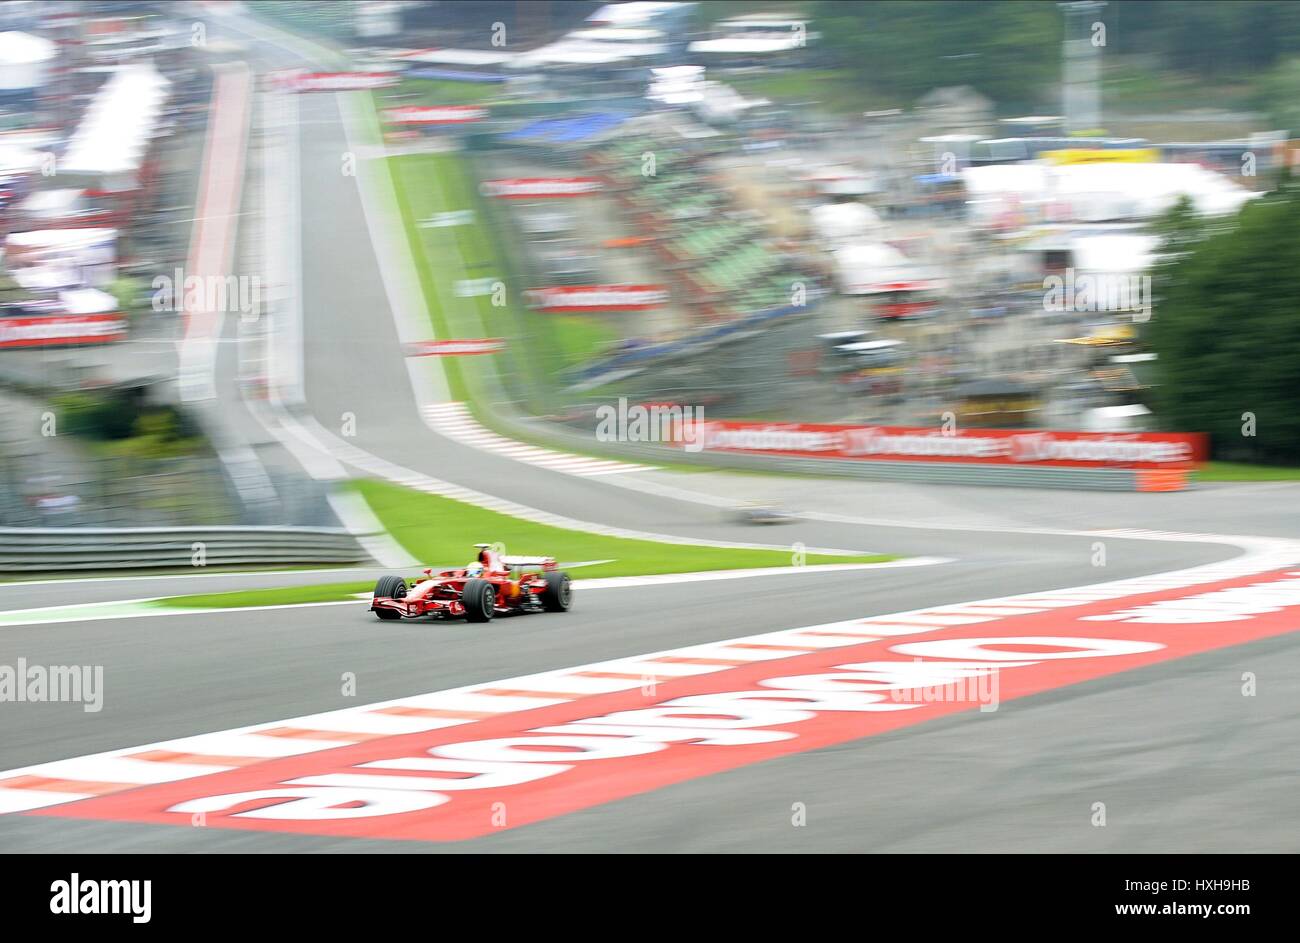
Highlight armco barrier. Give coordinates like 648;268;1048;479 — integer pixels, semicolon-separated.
0;526;373;572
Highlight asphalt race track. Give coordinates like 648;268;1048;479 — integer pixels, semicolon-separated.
1;10;1297;853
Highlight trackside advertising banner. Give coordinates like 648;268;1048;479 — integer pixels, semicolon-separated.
383;106;487;125
690;421;1206;469
480;177;603;198
0;314;127;348
525;285;667;312
273;71;399;92
403;338;505;356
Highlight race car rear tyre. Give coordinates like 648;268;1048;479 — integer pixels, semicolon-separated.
463;579;495;623
540;571;572;612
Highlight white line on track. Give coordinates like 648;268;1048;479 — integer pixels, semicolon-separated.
0;559;946;628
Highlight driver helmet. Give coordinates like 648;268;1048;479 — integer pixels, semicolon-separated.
466;562;485;578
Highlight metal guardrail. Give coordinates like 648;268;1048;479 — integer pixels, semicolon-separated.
0;526;373;572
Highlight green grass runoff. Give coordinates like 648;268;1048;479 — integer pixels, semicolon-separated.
1196;461;1300;481
548;314;621;371
151;476;889;611
386;146;569;405
386;77;503;107
378;114;679;468
352;479;890;579
162;582;374;609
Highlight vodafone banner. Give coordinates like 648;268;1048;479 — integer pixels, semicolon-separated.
403;338;504;357
274;71;399;92
525;285;667;312
692;421;1206;469
481;177;603;199
0;314;127;348
384;106;487;125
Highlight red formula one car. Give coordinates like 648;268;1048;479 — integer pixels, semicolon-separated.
370;544;572;623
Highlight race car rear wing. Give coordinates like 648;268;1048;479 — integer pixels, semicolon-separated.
501;555;557;571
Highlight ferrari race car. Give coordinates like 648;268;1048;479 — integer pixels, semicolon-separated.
370;544;572;623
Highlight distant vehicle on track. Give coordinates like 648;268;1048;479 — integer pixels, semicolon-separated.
734;503;795;525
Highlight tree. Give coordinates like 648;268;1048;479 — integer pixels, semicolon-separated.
1147;179;1300;463
812;1;1060;112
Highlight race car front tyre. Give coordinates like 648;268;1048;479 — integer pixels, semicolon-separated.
463;578;495;623
540;571;572;612
372;576;407;620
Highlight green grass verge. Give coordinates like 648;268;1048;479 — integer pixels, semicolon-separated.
548;314;621;371
381;135;671;466
386;147;557;400
382;78;504;107
152;478;891;610
352;479;889;579
1196;461;1300;482
162;582;374;609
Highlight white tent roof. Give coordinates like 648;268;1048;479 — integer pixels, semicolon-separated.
0;141;43;175
647;64;704;103
587;3;686;26
1069;233;1158;275
512;39;665;66
1093;403;1151;417
961;162;1049;196
0;30;55;65
689;36;805;54
961;161;1258;218
61;287;117;314
835;242;909;270
810;202;882;245
19;188;86;215
570;27;664;42
14;267;78;290
832;242;929;294
397;48;511;66
695;81;759;122
60;63;171;178
7;227;117;251
1054;162;1258;217
1081;403;1151;432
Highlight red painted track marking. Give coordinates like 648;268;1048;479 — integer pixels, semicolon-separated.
26;567;1300;842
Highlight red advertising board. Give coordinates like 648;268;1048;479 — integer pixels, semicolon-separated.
384;106;487;125
0;314;127;348
525;285;667;312
690;421;1206;469
481;177;603;198
274;71;399;92
403;338;505;357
